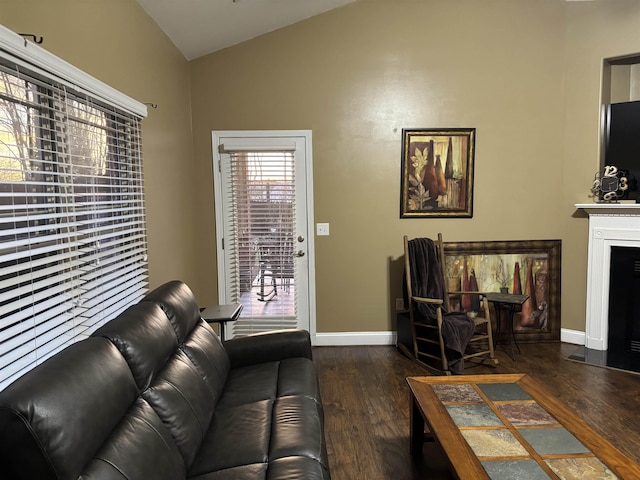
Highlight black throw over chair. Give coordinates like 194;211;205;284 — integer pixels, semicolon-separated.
401;233;498;374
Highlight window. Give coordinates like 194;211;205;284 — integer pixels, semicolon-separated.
0;28;148;390
227;151;298;329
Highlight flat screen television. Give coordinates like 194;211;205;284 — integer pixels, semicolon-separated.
605;100;640;201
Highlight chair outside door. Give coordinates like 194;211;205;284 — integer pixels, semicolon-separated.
256;234;294;301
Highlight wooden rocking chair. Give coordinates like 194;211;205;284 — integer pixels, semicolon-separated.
401;233;498;375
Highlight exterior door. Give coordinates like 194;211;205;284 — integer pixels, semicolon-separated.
212;130;315;340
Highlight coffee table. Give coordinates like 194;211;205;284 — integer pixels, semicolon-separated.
407;374;640;479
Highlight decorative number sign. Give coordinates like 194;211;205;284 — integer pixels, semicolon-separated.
590;165;628;203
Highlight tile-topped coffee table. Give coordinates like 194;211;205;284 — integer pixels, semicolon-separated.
407;374;640;479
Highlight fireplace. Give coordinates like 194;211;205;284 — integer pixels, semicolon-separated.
576;203;640;352
607;246;640;368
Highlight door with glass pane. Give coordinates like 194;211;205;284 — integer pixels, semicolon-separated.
212;131;314;340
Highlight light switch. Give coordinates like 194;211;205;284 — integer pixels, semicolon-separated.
316;223;330;236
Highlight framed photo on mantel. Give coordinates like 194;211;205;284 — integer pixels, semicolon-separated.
400;128;475;218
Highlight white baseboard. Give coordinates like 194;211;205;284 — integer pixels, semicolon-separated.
561;328;585;345
313;329;586;347
313;331;397;346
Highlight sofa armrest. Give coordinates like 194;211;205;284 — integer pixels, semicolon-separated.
224;329;312;369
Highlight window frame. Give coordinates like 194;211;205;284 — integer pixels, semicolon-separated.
0;26;148;390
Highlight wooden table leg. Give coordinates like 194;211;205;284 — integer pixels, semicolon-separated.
410;394;425;458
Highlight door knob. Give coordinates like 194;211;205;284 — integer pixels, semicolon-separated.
297;235;304;242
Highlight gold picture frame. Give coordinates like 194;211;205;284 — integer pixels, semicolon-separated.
400;128;475;218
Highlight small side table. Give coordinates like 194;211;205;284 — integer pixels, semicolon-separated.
200;304;243;341
485;292;528;360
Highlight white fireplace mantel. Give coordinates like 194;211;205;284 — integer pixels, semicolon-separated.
576;203;640;216
576;203;640;350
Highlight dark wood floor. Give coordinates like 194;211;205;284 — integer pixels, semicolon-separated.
313;342;640;480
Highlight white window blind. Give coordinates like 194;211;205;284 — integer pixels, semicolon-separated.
222;150;299;336
0;30;148;390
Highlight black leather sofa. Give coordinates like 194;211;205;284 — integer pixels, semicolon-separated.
0;280;330;480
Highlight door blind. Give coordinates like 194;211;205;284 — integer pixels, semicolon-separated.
222;150;298;336
0;47;147;390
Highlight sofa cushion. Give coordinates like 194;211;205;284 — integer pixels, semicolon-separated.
217;358;321;409
0;337;138;480
267;457;330;480
188;357;328;478
187;458;329;480
188;463;267;480
143;280;201;343
276;357;323;402
79;398;186;480
143;349;215;468
181;320;230;403
93;301;178;391
189;396;328;478
188;399;273;475
217;362;280;408
270;396;326;464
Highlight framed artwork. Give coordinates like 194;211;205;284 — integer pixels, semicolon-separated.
400;128;475;218
442;239;562;342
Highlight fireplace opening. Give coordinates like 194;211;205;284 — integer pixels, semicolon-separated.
607;246;640;371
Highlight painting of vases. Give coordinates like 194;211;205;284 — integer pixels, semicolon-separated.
400;128;475;218
442;239;561;343
520;257;549;329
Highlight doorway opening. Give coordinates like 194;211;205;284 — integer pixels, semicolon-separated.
211;131;316;340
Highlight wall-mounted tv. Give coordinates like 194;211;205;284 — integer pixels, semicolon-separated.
605;100;640;201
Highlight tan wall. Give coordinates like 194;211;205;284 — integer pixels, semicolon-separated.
191;0;569;333
562;0;640;333
0;0;199;293
4;0;640;335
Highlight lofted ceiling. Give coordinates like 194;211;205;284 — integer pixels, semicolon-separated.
136;0;356;61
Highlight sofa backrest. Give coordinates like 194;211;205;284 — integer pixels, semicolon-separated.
0;280;231;479
94;280;231;469
142;279;202;342
140;280;231;401
0;337;186;480
94;302;230;468
93;301;179;391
